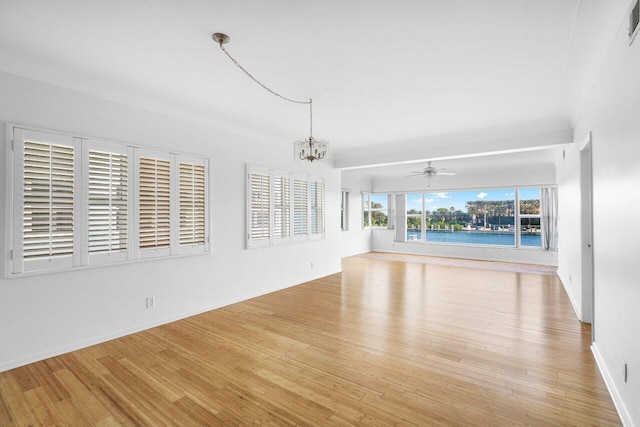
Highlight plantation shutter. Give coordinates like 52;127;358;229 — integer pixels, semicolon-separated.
273;173;291;239
179;162;206;245
248;169;270;244
310;179;324;236
23;141;75;259
88;150;128;254
139;157;171;250
293;178;308;237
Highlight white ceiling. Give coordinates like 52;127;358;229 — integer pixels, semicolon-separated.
0;0;629;174
352;148;560;178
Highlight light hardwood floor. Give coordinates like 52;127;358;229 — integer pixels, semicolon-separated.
0;254;620;425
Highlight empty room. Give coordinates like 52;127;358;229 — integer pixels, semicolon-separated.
0;1;638;425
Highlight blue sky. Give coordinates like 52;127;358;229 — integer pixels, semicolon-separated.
406;188;540;212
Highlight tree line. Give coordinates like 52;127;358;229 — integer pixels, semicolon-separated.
406;199;540;230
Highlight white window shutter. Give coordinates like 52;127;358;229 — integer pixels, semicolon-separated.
310;179;324;237
178;157;209;255
88;150;129;254
247;166;270;247
13;129;79;274
23;141;75;258
245;165;324;249
272;172;291;241
137;151;172;258
293;177;308;239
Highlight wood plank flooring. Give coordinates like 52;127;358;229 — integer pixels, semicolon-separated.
0;254;621;425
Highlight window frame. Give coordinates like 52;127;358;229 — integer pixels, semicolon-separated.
12;128;82;274
246;164;325;249
362;192;393;229
399;186;548;249
6;124;210;278
516;188;542;249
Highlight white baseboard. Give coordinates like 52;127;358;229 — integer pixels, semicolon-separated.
558;274;582;322
0;268;342;373
591;343;634;426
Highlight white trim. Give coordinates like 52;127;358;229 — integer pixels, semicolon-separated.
72;137;83;268
170;153;180;256
579;131;592;151
591;343;634;426
4;123;14;278
561;275;583;321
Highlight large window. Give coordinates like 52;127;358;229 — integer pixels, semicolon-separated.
8;126;210;277
247;165;324;248
402;188;547;248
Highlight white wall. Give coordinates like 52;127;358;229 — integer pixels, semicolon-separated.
340;171;372;257
369;164;559;266
560;10;640;424
0;72;342;372
556;142;585;320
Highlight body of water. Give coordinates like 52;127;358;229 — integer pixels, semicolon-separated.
406;230;541;247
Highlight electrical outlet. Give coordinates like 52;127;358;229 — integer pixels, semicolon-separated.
623;360;628;383
146;297;156;309
310;261;314;269
569;274;572;283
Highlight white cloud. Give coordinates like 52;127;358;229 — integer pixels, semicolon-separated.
410;198;422;205
425;198;434;203
434;193;451;199
477;192;488;199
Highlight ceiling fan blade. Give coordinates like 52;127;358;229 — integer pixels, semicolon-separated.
438;172;456;176
406;173;423;177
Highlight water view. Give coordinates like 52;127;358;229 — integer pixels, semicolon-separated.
407;230;541;247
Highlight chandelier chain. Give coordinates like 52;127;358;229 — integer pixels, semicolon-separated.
309;98;313;138
218;43;311;105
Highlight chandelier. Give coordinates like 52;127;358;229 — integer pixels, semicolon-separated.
212;33;328;162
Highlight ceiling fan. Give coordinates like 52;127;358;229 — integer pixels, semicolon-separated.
407;161;456;187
